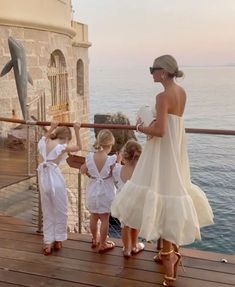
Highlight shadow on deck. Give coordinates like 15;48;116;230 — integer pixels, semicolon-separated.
0;215;234;287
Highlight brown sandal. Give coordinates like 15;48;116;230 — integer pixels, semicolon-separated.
43;244;53;256
98;241;116;254
54;241;62;251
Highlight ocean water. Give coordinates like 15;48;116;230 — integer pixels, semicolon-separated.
89;66;235;255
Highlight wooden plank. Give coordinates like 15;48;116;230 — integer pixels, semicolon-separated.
0;229;234;275
0;270;94;287
0;257;158;287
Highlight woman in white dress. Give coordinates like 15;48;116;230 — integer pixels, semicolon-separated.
111;55;214;286
38;122;82;255
81;129;117;253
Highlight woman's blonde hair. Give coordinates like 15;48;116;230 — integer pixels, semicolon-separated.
121;140;142;163
153;54;184;78
93;129;115;150
49;126;72;141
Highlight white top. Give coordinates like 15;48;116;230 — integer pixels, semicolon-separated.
85;152;117;213
37;136;68;195
112;163;125;194
111;110;214;246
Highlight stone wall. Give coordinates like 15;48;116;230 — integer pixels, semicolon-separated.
0;23;91;234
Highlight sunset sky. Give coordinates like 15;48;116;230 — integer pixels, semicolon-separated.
71;0;235;68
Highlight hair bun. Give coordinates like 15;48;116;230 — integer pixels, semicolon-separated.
175;69;184;78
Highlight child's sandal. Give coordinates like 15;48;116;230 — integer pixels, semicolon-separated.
98;241;115;254
131;242;145;254
91;238;99;248
123;248;132;258
54;241;62;251
43;244;53;256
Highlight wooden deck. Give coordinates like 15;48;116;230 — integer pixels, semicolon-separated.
0;147;30;189
0;216;234;287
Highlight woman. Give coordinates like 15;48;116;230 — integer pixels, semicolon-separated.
111;55;214;286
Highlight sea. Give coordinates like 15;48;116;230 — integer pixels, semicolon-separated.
88;65;235;255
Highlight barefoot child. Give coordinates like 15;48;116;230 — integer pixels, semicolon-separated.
112;140;144;258
37;122;82;255
81;129;116;253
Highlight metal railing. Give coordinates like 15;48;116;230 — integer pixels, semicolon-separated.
0;117;234;244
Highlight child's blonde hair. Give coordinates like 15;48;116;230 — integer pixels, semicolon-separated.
121;140;142;163
93;129;115;150
49;126;72;141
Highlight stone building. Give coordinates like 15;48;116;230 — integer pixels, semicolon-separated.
0;0;91;232
0;0;91;136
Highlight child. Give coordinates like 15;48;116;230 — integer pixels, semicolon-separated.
37;122;82;255
112;140;144;258
81;129;116;253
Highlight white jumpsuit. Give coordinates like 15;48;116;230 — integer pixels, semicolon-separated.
37;136;68;244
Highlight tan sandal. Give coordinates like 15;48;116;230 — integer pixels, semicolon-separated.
154;244;179;264
131;242;145;255
54;241;62;251
160;249;182;287
98;241;115;254
43;244;53;256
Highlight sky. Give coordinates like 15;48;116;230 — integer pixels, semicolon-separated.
71;0;235;68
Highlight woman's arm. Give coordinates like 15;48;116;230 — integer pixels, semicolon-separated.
137;93;168;137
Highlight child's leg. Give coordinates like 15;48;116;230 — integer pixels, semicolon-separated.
121;225;132;257
130;228;139;249
121;225;131;250
90;213;99;244
98;213;115;253
131;228;145;254
99;213;110;245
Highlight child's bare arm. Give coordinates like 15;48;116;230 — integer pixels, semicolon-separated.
80;163;88;175
45;122;58;139
65;122;82;153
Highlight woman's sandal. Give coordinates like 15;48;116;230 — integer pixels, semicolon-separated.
98;241;116;254
54;241;62;251
131;242;145;255
160;249;182;287
154;244;179;264
43;244;53;256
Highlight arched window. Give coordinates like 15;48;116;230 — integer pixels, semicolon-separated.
48;50;69;107
77;59;84;96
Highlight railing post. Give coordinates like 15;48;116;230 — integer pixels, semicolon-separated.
78;172;82;233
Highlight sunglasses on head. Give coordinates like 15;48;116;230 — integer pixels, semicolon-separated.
149;67;163;74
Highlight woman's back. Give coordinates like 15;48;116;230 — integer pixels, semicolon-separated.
166;84;186;117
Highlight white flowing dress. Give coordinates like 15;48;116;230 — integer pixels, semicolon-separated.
37;136;68;244
111;113;214;246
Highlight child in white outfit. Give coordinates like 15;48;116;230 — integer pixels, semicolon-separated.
112;140;144;257
81;129;116;253
37;122;82;255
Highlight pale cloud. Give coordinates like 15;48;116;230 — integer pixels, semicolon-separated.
72;0;235;67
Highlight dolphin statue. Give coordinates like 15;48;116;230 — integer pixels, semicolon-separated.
0;37;33;119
